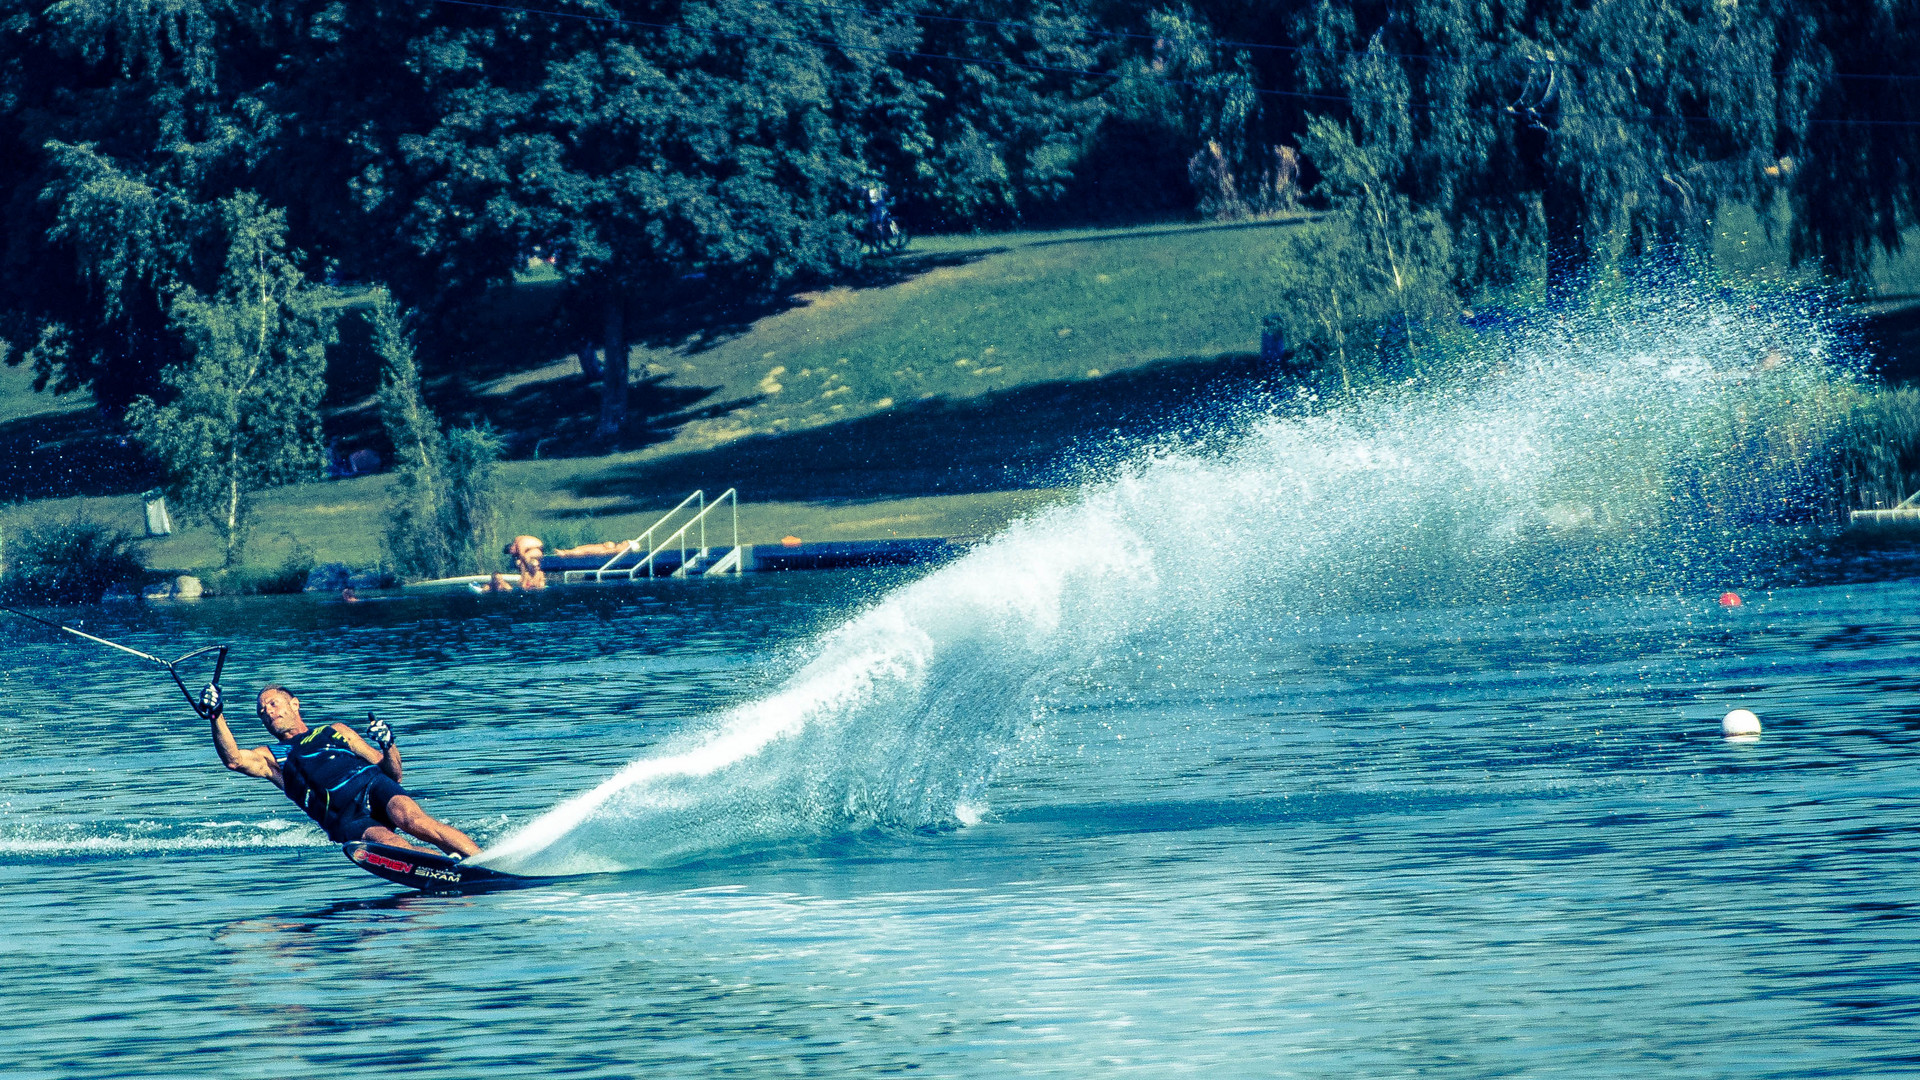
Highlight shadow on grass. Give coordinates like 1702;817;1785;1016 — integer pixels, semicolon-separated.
566;351;1285;510
408;247;995;389
661;249;989;359
315;245;1002;463
1859;301;1920;383
321;369;762;462
0;408;157;501
1013;214;1319;251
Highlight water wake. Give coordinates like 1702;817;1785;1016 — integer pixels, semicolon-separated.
0;819;330;857
481;291;1858;875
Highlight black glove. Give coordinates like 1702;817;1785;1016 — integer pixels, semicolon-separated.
199;682;223;718
366;713;394;752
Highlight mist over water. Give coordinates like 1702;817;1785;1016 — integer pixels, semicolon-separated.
481;290;1861;876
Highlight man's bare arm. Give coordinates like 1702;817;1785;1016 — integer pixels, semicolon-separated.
211;713;283;789
333;723;402;783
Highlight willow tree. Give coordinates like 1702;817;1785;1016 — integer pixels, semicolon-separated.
1782;0;1920;283
1295;0;1785;295
127;194;334;569
1273;38;1455;387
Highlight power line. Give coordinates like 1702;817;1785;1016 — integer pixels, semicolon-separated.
430;0;1920;130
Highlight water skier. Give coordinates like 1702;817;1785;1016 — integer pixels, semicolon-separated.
202;683;481;858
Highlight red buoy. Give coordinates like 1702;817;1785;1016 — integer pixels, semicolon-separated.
1718;591;1743;608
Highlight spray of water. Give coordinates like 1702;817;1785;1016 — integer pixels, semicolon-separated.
479;291;1861;875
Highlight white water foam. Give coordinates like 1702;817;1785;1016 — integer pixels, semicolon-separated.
0;819;330;857
480;292;1858;876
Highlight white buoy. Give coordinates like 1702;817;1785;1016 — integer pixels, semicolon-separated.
1722;709;1761;740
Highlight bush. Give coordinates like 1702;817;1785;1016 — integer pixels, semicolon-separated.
1834;385;1920;513
373;298;505;581
446;424;503;567
240;553;316;595
0;519;145;604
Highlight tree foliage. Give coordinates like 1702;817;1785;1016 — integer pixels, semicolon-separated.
1783;0;1920;282
891;0;1107;229
1294;0;1790;294
373;295;502;579
126;193;333;568
1272;40;1455;389
0;0;1917;429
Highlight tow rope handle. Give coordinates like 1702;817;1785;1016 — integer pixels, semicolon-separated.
168;644;229;720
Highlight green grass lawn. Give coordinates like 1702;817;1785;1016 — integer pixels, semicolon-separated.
5;207;1920;580
629;216;1314;456
0;362;87;424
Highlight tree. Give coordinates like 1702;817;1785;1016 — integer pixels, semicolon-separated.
889;0;1108;229
1295;0;1783;295
372;295;458;580
445;424;504;572
372;294;503;579
0;0;283;413
126;194;334;568
1079;7;1267;222
1779;0;1920;283
349;0;934;441
1275;42;1455;390
1302;41;1455;336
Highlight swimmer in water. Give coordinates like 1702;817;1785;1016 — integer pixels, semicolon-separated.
506;535;546;590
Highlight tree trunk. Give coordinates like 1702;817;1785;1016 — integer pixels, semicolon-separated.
225;468;241;569
1542;174;1588;303
597;301;627;443
1513;88;1584;304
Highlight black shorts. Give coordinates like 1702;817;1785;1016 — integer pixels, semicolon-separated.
320;773;412;843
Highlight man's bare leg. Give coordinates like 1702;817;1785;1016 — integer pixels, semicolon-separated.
361;824;425;852
383;795;481;857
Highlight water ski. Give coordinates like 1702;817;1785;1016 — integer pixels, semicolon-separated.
342;841;539;891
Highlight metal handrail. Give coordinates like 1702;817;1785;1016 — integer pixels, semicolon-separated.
565;490;705;583
638;488;739;579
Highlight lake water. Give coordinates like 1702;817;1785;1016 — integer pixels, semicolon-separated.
4;296;1919;1076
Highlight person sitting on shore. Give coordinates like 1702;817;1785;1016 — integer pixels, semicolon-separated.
202;683;480;857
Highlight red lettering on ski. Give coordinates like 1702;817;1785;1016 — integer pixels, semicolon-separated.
361;851;413;873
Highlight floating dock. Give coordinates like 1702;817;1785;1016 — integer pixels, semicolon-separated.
406;488;974;590
1848;508;1920;527
406;536;968;590
539;537;967;577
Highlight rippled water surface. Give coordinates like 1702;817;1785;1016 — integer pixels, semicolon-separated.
8;295;1920;1076
3;571;1918;1078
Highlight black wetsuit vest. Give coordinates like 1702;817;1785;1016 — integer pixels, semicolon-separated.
278;725;378;828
